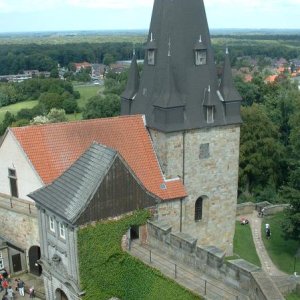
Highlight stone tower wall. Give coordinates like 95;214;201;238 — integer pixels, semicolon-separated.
150;124;240;254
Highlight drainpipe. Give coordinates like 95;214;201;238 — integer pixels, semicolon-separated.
180;131;186;233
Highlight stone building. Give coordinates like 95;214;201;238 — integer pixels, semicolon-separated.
121;0;242;254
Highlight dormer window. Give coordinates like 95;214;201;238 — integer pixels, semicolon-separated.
195;49;207;66
8;168;18;198
207;107;214;123
148;50;155;65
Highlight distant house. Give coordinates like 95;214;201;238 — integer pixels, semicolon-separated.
109;63;128;74
74;62;92;72
91;63;106;79
265;75;278;84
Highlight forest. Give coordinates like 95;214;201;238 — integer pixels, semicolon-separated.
0;34;300;75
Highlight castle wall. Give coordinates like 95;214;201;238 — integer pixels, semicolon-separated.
147;220;285;300
150;125;240;254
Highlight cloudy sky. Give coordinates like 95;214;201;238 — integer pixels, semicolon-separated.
0;0;299;33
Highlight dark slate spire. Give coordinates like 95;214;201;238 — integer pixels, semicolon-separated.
220;48;242;124
121;52;140;115
121;0;241;132
220;48;243;102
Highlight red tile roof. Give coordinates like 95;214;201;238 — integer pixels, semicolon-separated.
11;115;186;201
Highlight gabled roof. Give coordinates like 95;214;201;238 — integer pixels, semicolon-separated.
29;143;117;223
10;115;186;201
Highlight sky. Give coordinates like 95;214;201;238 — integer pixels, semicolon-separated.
0;0;299;33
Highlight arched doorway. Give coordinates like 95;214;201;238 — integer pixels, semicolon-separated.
56;289;68;300
28;246;42;276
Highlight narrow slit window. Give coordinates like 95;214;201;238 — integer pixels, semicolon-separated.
207;107;214;124
195;197;203;221
148;50;155;65
8;168;18;198
0;251;3;269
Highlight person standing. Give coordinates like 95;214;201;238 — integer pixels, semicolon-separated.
29;286;35;298
18;279;25;296
7;286;14;300
266;227;271;239
2;279;8;294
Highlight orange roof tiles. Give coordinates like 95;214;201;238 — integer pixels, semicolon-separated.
11;115;186;201
265;75;278;83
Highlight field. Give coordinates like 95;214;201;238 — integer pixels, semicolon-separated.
0;85;101;123
0;100;38;123
262;212;300;274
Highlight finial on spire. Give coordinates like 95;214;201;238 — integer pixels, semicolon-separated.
199;35;202;43
168;37;171;57
133;44;136;56
226;47;229;55
208;85;211;92
150;32;153;42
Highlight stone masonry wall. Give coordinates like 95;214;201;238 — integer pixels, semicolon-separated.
148;220;285;300
0;195;39;255
151;125;240;254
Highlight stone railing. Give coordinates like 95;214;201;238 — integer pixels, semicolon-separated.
0;192;37;216
148;220;285;300
237;201;288;216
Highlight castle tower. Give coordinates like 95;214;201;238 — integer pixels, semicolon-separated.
121;0;242;254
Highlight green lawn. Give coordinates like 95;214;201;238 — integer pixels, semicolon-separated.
74;85;103;109
286;292;300;300
78;210;201;300
0;100;38;123
231;221;261;267
262;212;300;274
0;85;100;124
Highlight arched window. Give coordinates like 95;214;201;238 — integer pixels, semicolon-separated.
195;197;203;221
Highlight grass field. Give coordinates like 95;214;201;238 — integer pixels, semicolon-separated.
0;100;38;123
262;212;300;274
74;84;102;109
286;292;300;300
0;84;101;124
230;221;261;267
78;211;201;300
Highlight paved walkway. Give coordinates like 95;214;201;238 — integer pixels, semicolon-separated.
242;211;286;277
129;241;249;300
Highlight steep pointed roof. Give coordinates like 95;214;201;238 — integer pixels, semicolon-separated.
153;56;184;108
220;49;243;102
121;0;241;132
121;53;140;100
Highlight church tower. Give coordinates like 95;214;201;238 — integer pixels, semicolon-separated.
121;0;242;254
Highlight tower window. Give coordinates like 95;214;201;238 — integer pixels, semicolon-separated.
207;107;214;123
148;50;155;65
195;197;203;221
8;168;18;198
199;143;210;159
195;50;207;65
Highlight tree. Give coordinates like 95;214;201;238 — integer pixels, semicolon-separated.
280;186;300;241
103;53;115;66
0;112;16;135
38;92;64;113
83;94;120;120
239;104;284;195
47;108;67;123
